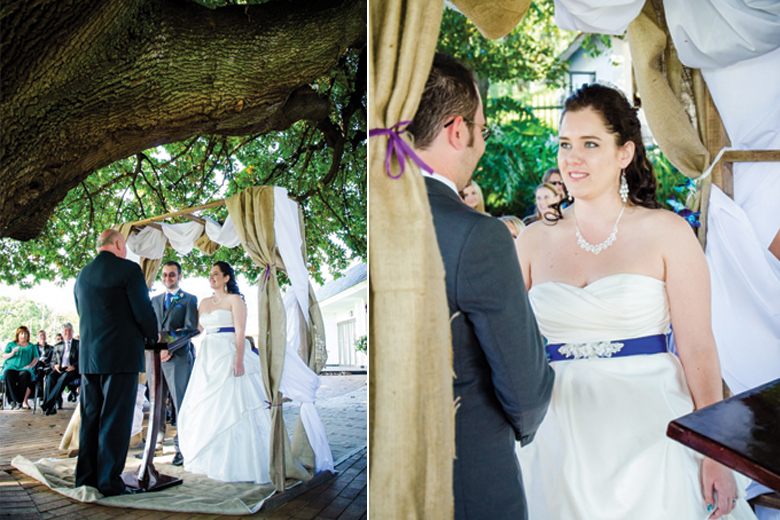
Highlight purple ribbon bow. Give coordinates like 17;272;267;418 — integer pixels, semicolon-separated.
261;263;275;292
369;121;433;178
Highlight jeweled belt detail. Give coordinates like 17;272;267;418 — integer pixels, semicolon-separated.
546;334;668;362
558;341;624;360
206;327;235;334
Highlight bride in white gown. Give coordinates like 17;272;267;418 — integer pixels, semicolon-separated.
178;261;272;484
514;84;755;519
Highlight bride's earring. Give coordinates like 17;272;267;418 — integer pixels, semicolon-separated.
619;170;629;204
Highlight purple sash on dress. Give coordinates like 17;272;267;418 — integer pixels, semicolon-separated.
208;327;235;334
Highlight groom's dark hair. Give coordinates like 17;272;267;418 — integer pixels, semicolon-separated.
163;260;182;275
407;53;480;150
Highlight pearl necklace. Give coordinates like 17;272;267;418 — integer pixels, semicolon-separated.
574;204;626;255
212;294;224;305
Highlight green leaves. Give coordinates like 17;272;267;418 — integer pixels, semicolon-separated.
0;47;366;287
437;2;574;86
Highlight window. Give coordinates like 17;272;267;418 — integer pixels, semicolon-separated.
570;72;596;93
337;319;356;365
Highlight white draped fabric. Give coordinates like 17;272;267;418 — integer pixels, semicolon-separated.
700;46;780;400
126;225;167;259
273;187;310;325
131;383;149;438
553;0;643;35
707;186;780;393
203;215;241;248
665;0;780;69
279;291;334;473
160;221;204;256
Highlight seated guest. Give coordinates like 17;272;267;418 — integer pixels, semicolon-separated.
42;323;80;415
498;215;526;239
35;330;55;363
523;182;562;225
2;326;39;410
34;329;55;399
459;179;487;213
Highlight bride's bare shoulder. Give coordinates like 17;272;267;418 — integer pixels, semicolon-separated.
635;206;699;249
227;293;246;307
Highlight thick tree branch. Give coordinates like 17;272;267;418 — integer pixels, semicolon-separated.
0;0;366;240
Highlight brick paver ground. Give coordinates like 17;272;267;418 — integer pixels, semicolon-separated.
0;375;366;520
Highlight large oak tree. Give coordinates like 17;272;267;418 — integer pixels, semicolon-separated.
1;0;364;237
1;0;366;284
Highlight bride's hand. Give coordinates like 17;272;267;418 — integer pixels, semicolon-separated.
233;359;244;377
701;457;737;518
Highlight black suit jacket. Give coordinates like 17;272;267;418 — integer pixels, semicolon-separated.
51;339;79;370
74;251;158;374
151;289;198;359
426;176;554;520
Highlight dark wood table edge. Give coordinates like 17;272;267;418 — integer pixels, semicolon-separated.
667;421;780;493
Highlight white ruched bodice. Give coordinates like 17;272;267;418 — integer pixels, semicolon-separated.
529;273;670;344
199;308;234;330
517;273;755;520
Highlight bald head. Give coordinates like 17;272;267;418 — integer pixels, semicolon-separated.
96;229;127;258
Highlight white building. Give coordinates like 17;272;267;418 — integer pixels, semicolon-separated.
561;34;633;96
316;263;367;368
556;34;653;143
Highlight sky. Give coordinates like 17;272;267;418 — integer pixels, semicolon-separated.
0;275;261;337
0;263;347;338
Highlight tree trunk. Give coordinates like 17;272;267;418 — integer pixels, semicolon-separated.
0;0;366;240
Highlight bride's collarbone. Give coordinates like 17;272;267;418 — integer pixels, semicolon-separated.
202;304;232;315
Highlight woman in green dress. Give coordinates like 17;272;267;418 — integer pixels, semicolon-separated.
2;326;39;410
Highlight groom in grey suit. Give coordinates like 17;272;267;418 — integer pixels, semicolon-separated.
408;53;555;520
150;260;198;466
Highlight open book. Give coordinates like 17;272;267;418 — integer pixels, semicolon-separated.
154;329;200;351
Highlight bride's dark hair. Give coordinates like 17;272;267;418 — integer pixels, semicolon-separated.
562;83;662;210
213;261;245;301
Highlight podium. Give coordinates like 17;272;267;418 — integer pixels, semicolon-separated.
667;378;780;493
121;329;199;492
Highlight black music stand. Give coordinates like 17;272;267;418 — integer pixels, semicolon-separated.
121;329;200;492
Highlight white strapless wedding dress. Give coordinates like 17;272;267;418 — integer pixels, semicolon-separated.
517;274;756;519
178;309;272;484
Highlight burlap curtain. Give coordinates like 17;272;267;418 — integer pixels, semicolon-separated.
194;232;220;255
372;1;444;518
225;186;311;490
626;0;725;246
305;283;327;373
370;1;534;518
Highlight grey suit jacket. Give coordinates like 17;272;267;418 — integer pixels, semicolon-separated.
426;176;554;520
151;290;198;361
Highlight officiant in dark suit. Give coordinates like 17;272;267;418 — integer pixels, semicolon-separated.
150;260;198;467
74;229;158;497
408;53;555;520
